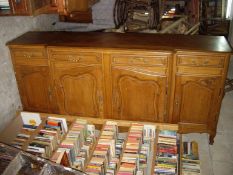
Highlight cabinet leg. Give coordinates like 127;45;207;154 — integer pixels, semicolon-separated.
209;133;216;145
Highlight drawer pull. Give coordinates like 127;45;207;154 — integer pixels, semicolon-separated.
130;57;148;63
24;54;32;59
67;55;81;62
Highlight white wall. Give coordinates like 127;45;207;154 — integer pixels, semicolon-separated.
0;16;34;131
0;0;115;131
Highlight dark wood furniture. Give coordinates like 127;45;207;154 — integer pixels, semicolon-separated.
57;0;99;23
0;0;57;16
7;31;232;144
0;0;97;22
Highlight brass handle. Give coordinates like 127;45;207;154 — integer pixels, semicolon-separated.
67;55;81;62
113;92;121;113
97;90;103;105
24;54;31;59
131;57;146;64
48;87;52;101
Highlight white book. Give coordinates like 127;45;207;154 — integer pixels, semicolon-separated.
21;112;42;126
27;146;45;153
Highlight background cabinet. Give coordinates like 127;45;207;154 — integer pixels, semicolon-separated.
106;52;171;123
172;52;228;143
15;65;52;112
0;0;57;16
57;0;99;23
173;75;222;134
111;66;167;122
8;32;232;144
10;46;52;113
49;48;104;117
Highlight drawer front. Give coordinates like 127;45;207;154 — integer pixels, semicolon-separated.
177;55;225;68
177;66;223;75
11;48;47;60
14;58;48;66
111;54;168;66
49;49;102;64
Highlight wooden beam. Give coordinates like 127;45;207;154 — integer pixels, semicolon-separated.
159;16;188;34
185;22;200;35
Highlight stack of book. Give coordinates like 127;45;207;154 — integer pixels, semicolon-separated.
27;116;68;158
154;130;179;175
51;119;96;171
11;132;31;149
44;116;68;135
72;119;96;170
182;141;201;175
116;137;125;159
138;125;156;175
11;113;42;149
117;123;144;175
86;121;119;175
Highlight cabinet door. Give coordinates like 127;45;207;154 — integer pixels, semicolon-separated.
15;65;52;112
173;75;222;126
53;63;103;117
111;66;167;122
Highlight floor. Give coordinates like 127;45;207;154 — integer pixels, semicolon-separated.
210;90;233;175
183;87;233;175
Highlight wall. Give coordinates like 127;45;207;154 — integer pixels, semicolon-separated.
0;16;34;131
0;0;115;131
0;15;62;132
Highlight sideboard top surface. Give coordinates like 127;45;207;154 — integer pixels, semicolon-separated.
7;31;233;53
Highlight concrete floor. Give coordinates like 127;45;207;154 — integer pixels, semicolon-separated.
183;90;233;175
210;90;233;175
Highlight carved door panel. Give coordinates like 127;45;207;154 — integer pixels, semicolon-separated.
111;66;167;122
15;65;52;112
173;75;222;125
53;63;103;117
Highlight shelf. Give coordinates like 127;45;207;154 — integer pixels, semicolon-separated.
0;111;180;175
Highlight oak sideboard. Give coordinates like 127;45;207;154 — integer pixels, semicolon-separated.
7;32;232;144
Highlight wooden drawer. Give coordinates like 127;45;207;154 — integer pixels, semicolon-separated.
14;58;48;66
111;54;168;66
177;66;223;75
48;49;102;64
11;48;47;60
177;55;225;68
